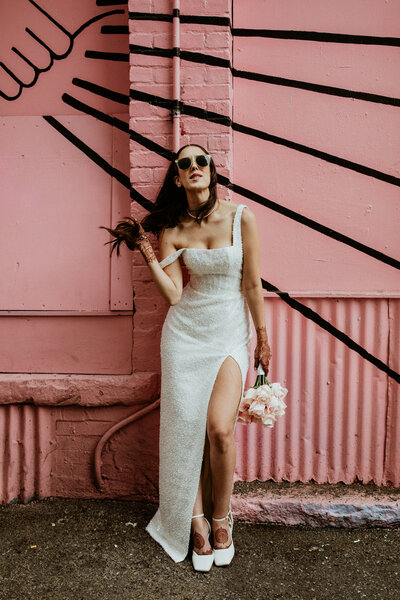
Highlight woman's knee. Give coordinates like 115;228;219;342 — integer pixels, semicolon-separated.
207;423;234;453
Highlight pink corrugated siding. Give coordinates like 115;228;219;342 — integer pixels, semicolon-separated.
1;1;399;506
234;297;392;484
232;0;399;486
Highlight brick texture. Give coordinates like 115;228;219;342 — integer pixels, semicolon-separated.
128;0;233;375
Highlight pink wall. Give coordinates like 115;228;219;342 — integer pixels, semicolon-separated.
0;1;399;505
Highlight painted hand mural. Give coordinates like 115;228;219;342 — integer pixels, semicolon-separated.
0;0;125;102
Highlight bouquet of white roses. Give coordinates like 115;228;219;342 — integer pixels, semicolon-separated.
238;364;288;427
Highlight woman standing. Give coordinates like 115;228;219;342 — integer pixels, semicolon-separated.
102;143;271;571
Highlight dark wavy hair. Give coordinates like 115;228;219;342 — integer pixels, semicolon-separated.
100;143;218;256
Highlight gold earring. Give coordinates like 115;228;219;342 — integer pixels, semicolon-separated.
176;181;181;187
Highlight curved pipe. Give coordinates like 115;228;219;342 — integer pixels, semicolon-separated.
93;398;160;491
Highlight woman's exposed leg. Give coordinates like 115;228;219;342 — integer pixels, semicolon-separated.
191;443;213;555
206;356;242;549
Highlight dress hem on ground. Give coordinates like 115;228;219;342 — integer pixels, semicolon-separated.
145;519;187;563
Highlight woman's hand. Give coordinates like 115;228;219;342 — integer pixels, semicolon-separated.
100;216;156;264
135;222;157;265
254;326;272;375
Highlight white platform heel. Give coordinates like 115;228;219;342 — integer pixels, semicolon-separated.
191;513;214;572
212;506;234;566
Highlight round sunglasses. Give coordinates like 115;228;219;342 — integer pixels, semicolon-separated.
174;154;211;170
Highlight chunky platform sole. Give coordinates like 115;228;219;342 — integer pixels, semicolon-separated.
191;513;214;572
212;506;234;566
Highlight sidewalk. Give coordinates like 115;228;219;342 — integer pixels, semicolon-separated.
1;481;399;600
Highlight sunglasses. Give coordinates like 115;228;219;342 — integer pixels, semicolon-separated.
174;154;211;170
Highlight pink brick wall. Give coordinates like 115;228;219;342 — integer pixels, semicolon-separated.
129;0;233;376
1;1;399;506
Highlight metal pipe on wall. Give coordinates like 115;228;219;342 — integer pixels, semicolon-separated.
172;1;181;152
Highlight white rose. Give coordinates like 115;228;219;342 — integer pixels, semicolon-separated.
262;413;276;427
242;387;257;408
266;397;284;417
248;400;265;419
271;383;288;400
256;385;273;402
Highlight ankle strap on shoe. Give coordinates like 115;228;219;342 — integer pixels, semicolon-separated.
212;510;231;522
192;513;204;519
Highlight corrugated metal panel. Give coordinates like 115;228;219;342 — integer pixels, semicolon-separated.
234;297;393;485
384;299;400;486
0;405;55;505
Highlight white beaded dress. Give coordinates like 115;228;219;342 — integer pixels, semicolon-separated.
145;203;253;563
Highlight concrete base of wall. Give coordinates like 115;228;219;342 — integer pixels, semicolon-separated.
231;481;400;529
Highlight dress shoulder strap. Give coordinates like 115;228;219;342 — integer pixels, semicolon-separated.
233;203;247;246
158;247;186;269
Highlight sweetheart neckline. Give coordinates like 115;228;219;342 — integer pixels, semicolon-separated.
178;244;235;252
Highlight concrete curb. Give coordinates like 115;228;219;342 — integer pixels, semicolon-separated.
231;481;400;528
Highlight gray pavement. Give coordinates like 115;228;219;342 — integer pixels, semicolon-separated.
0;496;399;600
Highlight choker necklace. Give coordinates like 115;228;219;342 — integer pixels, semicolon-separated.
186;201;218;220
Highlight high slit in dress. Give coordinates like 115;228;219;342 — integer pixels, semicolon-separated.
145;203;253;563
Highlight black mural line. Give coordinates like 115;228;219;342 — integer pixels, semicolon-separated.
129;44;400;107
232;122;400;187
62;92;129;132
232;69;399;108
63;91;172;160
67;79;400;271
231;29;400;47
0;0;125;101
261;279;400;384
128;86;400;187
130;44;229;66
101;25;129;34
43;115;153;211
128;11;400;47
85;50;129;61
45;114;399;383
54;93;400;382
73;76;129;104
97;0;128;6
129;12;230;26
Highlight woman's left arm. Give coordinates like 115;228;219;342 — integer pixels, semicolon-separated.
241;206;272;375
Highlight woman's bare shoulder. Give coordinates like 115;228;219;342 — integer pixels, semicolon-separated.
219;199;239;216
159;223;181;249
241;205;256;228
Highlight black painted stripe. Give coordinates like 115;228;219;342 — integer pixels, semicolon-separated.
129;88;231;125
129;44;399;108
127;12;399;47
232;68;400;108
128;12;230;26
96;0;128;6
180;15;230;26
62;93;129;133
85;50;129;61
43;116;153;211
129;84;399;187
129;88;399;269
130;88;173;110
129;44;230;68
129;11;172;22
129;44;174;58
232;29;400;47
62;92;172;161
73;9;125;38
47;104;397;380
72;77;129;104
101;25;128;34
69;81;399;269
261;279;400;383
228;179;400;270
232;122;400;187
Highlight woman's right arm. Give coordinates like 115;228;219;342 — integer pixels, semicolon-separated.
142;227;183;306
